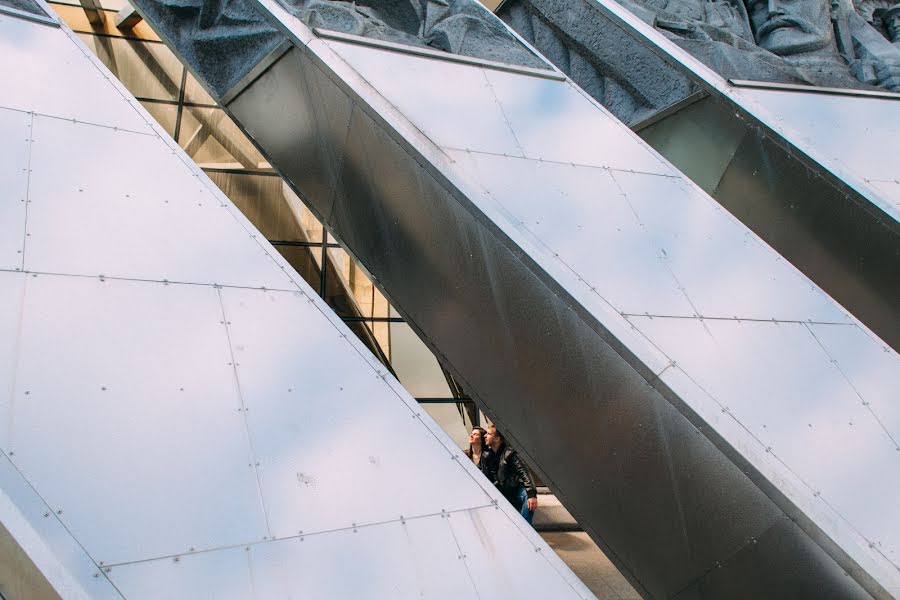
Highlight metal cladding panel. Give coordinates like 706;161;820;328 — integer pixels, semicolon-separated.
0;13;151;133
629;316;900;582
449;505;594;598
729;87;900;219
106;511;592;599
608;171;853;323
0;448;123;599
329;40;672;173
445;150;695;317
319;42;524;157
0;108;29;271
3;275;270;566
227;41;868;598
0;11;591;599
219;286;491;539
807;323;900;448
132;0;900;596
24;115;296;290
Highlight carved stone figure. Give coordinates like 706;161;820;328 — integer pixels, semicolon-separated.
744;0;834;56
616;0;900;91
880;4;900;44
275;0;548;69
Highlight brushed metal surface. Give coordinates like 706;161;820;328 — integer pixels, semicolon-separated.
0;11;593;599
125;0;899;596
501;0;900;351
24;115;296;289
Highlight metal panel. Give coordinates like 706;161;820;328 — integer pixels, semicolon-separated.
4;275;269;565
24;115;297;290
0;271;25;450
627;316;900;584
729;87;900;218
324;41;526;157
449;506;594;599
0;13;151;133
611;171;853;323
0;108;29;271
0;11;594;598
481;67;672;173
446;150;694;317
106;544;255;599
499;0;900;351
218;287;491;540
129;0;900;596
108;515;474;599
0;453;122;599
249;515;476;599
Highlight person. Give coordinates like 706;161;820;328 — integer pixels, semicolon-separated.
464;426;489;471
484;425;538;524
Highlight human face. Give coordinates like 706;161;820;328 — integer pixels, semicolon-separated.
745;0;833;56
484;426;498;450
469;429;482;447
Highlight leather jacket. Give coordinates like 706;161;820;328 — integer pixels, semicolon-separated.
492;444;536;502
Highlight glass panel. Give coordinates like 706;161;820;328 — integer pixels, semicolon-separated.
421;403;469;449
386;322;453;399
138;100;177;137
281;185;324;243
76;34;183;102
204;171;304;241
50;4;161;41
177;107;266;169
183;71;216;106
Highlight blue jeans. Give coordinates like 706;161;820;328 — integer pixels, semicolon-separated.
516;487;534;524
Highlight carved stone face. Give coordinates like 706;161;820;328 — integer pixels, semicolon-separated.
744;0;833;55
884;8;900;42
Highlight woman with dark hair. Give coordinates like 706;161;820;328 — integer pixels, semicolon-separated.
464;426;487;469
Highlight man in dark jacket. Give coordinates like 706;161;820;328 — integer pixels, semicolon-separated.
484;425;538;524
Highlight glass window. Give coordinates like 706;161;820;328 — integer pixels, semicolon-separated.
76;33;182;102
178;107;266;168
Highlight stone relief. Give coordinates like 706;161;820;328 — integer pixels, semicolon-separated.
275;0;548;68
617;0;900;91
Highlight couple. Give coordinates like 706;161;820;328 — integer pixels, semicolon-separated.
465;425;538;524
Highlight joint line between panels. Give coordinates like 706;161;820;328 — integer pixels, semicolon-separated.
480;69;525;159
299;297;503;503
28;110;156;138
19;113;34;272
620;313;854;326
661;360;846;531
0;269;302;294
100;504;496;569
443;510;484;600
215;287;274;539
442;146;679;179
804;323;900;452
0;452;126;595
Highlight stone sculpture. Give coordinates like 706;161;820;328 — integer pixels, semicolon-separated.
617;0;900;91
275;0;548;69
